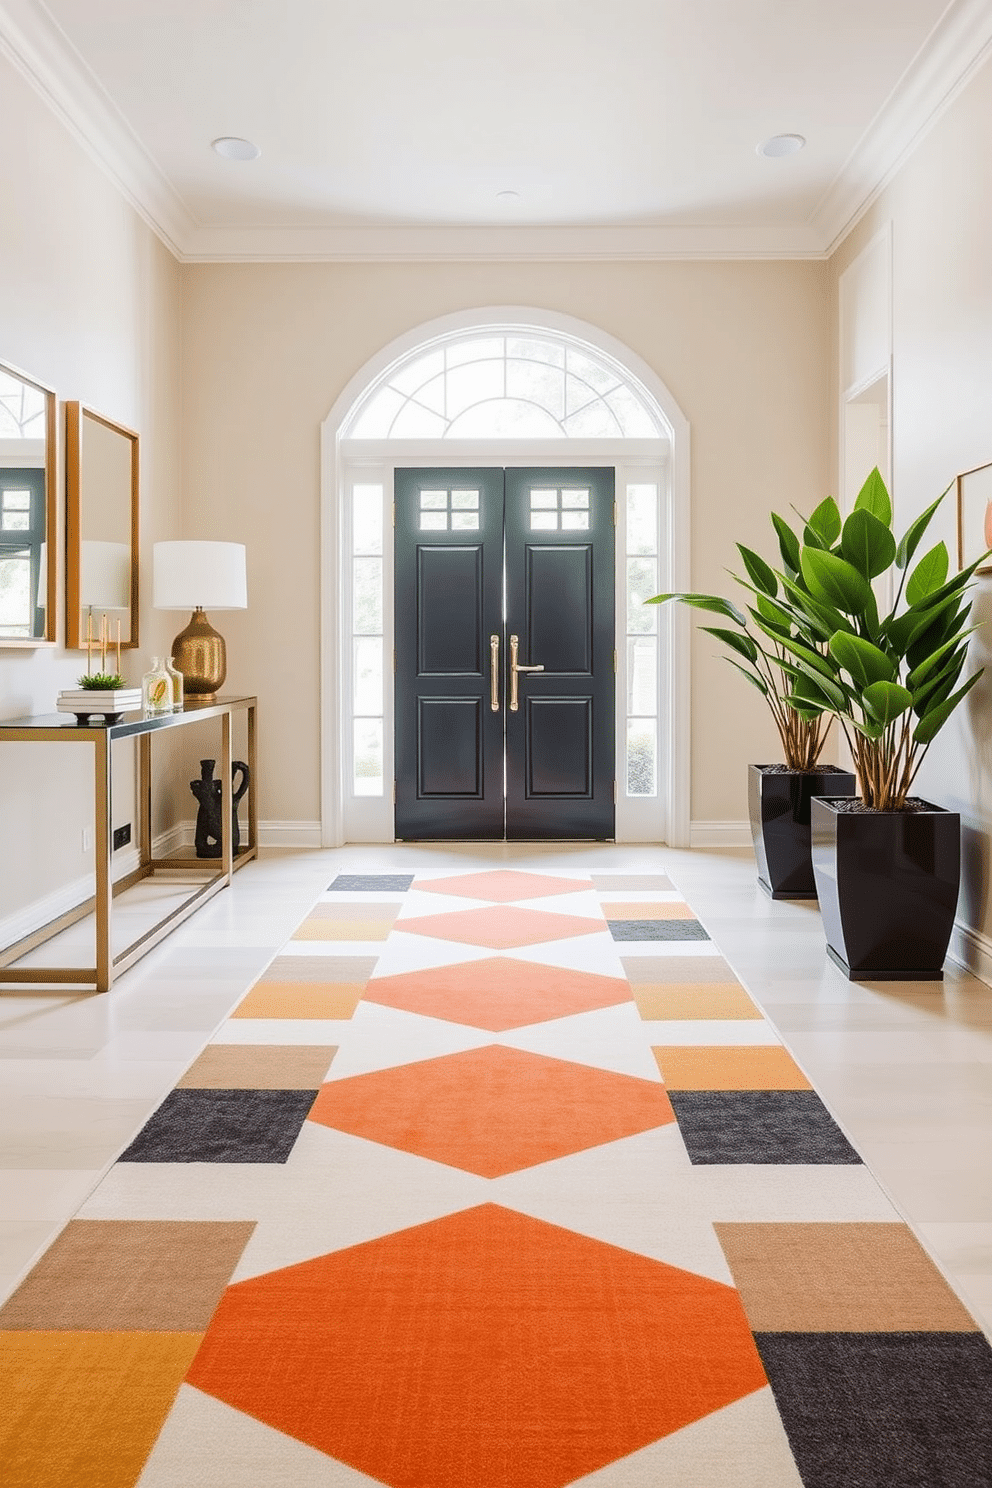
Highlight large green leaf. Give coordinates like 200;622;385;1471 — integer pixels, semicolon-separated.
725;659;769;697
840;509;896;580
886;591;962;658
771;512;801;573
905;542;949;607
849;716;886;741
828;631;896;687
787;672;832;716
780;573;855;640
646;592;748;625
755;594;794;634
912;652;966;715
736;544;778;598
905;558;981;614
862;680;913;725
789;657;849;709
804;496;842;548
914;670;984;744
853;467;892;526
800;547;873;615
701;626;759;663
905;602;969;675
907;630;977;690
896;491;948;570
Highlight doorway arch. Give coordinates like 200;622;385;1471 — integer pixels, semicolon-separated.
320;307;691;847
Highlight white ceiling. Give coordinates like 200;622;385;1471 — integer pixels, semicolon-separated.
4;0;992;259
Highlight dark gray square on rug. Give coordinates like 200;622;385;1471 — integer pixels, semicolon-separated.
668;1090;861;1164
608;919;710;941
328;874;414;892
118;1089;319;1164
753;1331;992;1488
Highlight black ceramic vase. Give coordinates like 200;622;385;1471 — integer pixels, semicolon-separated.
190;758;250;859
811;796;960;980
748;764;856;900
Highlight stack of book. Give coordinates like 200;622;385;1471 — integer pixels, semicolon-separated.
56;687;143;719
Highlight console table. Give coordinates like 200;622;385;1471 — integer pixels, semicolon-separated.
0;695;257;993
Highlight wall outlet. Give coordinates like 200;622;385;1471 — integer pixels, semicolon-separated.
113;823;132;852
81;826;92;853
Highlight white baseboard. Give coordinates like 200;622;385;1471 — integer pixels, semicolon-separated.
0;817;326;954
152;820;324;851
690;820;753;849
259;820;323;848
0;826;180;953
947;917;992;990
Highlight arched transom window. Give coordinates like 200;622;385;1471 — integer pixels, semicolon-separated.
346;331;664;440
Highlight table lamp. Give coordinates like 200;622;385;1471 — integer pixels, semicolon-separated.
152;541;247;699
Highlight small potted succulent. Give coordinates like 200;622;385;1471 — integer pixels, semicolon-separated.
648;506;855;899
56;671;142;725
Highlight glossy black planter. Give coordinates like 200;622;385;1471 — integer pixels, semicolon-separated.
748;765;857;900
811;797;960;980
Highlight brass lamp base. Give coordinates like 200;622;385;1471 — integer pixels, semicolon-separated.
172;608;226;699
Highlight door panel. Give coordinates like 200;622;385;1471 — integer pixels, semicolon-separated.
417;698;484;797
395;468;504;839
504;468;615;839
417;546;484;674
526;697;592;796
395;465;615;840
527;545;593;674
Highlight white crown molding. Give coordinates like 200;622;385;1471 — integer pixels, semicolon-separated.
0;0;195;256
813;0;992;253
4;0;992;263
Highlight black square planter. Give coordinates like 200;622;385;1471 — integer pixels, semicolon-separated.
811;796;961;980
748;764;856;900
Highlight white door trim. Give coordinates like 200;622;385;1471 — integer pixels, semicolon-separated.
320;307;691;847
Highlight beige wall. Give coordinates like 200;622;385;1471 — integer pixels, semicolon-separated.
180;258;831;828
829;52;992;945
0;51;182;924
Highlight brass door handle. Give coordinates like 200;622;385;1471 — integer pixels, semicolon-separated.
509;633;544;712
490;634;500;712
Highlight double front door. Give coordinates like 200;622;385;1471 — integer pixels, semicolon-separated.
394;467;615;840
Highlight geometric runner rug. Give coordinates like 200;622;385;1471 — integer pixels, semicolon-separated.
2;868;991;1487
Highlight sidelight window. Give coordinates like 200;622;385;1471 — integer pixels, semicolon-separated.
625;483;659;796
352;483;385;796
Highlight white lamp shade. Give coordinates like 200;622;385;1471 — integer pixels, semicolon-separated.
153;541;248;610
81;540;131;610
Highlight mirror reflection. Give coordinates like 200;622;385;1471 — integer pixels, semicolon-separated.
0;363;55;644
66;405;139;651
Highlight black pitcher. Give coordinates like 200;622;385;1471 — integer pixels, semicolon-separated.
190;758;250;858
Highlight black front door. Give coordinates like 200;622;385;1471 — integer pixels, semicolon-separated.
394;467;615;840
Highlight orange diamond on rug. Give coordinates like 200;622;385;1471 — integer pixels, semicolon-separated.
308;1044;674;1175
366;956;632;1030
416;869;593;901
397;904;603;948
187;1204;768;1488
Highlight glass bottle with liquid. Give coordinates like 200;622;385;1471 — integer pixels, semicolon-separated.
165;657;184;711
142;657;172;716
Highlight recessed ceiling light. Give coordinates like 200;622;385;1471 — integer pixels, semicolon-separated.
211;136;261;162
757;134;806;158
496;189;521;202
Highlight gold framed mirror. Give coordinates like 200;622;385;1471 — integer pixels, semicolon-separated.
66;403;139;652
0;361;56;646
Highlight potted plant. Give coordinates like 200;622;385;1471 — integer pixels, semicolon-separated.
648;508;855;899
56;671;142;725
737;468;985;979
